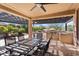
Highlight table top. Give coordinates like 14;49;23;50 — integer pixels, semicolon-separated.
5;38;49;55
6;44;34;55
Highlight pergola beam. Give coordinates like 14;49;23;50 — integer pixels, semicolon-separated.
0;4;31;20
32;9;75;20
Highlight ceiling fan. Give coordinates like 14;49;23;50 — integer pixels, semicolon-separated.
30;3;57;12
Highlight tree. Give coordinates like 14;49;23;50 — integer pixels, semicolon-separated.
21;24;28;33
6;24;15;33
18;27;26;33
67;25;74;31
32;26;46;32
48;23;63;31
0;24;28;36
0;26;8;34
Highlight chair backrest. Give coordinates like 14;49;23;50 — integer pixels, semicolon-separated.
6;36;16;45
37;32;43;40
18;35;24;41
33;32;43;40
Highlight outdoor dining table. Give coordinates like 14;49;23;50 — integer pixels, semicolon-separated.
23;39;41;46
0;47;8;56
5;39;41;56
6;44;35;55
18;39;30;44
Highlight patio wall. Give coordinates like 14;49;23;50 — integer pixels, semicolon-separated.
46;31;73;45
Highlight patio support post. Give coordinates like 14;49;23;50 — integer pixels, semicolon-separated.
73;9;79;46
65;23;67;31
28;19;32;40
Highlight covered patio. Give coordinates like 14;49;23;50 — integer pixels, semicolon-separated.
0;3;79;56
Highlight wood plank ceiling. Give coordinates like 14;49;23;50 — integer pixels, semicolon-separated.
0;3;79;20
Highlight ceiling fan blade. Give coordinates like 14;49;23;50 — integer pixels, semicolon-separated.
40;5;46;12
42;3;58;5
36;3;58;5
30;5;37;11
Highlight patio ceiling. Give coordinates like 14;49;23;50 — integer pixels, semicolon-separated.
33;16;73;24
0;3;79;20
